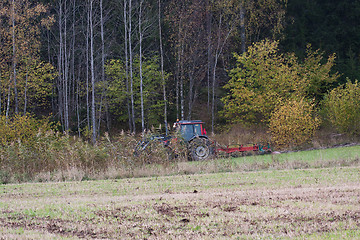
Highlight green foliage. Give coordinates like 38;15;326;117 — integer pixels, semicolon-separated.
322;80;360;135
18;60;57;108
105;56;170;127
301;45;339;102
222;39;305;124
269;98;320;149
221;40;338;126
0;59;56;114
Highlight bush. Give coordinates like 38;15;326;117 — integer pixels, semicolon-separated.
322;80;360;135
0;114;54;146
269;98;321;150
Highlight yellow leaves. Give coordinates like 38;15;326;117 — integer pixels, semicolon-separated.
323;80;360;135
222;39;338;130
222;39;303;124
269;98;320;150
0;0;52;60
0;59;56;109
0;114;54;146
41;15;55;30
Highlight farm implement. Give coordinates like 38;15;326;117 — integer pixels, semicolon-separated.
134;120;272;161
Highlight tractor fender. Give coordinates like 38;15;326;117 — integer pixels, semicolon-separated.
188;135;208;143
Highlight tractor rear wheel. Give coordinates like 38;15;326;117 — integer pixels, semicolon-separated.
188;137;213;161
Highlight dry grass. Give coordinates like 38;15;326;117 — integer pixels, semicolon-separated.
0;123;359;184
212;124;270;147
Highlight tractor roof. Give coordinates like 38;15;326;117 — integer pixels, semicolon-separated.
177;120;204;124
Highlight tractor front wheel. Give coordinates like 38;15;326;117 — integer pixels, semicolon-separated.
188;137;213;161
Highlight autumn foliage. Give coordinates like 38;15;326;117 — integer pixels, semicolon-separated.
222;40;306;124
269;98;321;150
0;114;56;146
222;40;337;148
323;80;360;135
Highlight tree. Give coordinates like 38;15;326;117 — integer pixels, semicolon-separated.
105;56;169;128
89;0;96;143
166;0;208;120
222;40;305;124
208;0;239;134
301;45;339;103
158;0;168;134
0;0;55;117
245;0;287;43
221;39;337;125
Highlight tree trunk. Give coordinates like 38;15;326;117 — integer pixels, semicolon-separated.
6;78;11;119
128;0;136;133
188;73;194;120
63;0;69;131
175;41;180;120
240;1;246;54
206;0;212;112
139;0;145;133
89;0;96;144
58;0;64;129
11;0;18;115
97;0;106;135
23;70;28;114
180;36;185;120
86;4;90;131
76;67;81;137
158;0;168;134
123;0;132;132
71;0;76;125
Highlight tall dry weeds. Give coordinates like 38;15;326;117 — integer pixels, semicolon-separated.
0;128;192;183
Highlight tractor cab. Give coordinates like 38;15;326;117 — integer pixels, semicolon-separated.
173;120;207;142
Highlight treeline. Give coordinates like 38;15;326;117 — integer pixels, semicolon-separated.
0;0;359;143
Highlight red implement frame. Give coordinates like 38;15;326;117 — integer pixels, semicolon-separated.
216;144;271;154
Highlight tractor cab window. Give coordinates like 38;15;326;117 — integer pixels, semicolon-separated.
180;124;194;142
194;124;202;136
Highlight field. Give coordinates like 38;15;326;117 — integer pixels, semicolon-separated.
0;146;359;239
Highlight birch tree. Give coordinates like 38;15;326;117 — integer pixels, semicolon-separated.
158;0;168;134
209;0;238;134
123;0;132;132
89;0;96;143
139;0;145;133
128;0;136;133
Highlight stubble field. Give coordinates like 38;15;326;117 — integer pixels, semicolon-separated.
0;147;360;239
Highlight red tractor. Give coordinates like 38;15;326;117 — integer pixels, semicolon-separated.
134;120;271;161
172;120;214;161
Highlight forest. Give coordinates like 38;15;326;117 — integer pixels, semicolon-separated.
0;0;359;145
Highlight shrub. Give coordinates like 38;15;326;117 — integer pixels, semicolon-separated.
322;80;360;135
269;98;321;150
0;114;54;146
